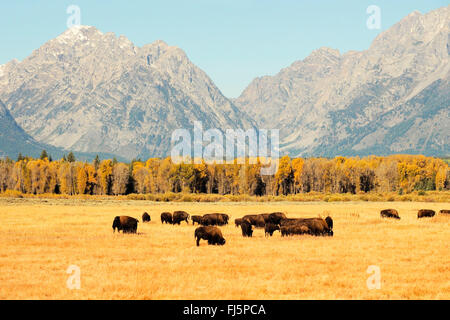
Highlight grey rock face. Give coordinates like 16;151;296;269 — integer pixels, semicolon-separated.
235;6;449;156
0;26;254;159
1;7;448;159
0;99;45;158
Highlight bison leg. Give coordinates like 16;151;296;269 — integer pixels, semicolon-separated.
196;237;201;247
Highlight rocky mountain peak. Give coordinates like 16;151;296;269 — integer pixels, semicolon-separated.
0;7;448;160
0;26;254;159
235;5;449;157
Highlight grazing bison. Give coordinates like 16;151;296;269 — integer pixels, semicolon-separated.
235;218;243;228
281;224;310;237
241;219;253;237
439;210;450;215
306;218;333;236
325;216;334;230
200;213;227;226
259;213;271;223
268;212;287;225
418;209;435;218
242;214;266;228
280;218;304;226
161;212;173;224
280;217;333;236
191;215;203;225
142;212;151;223
220;213;230;225
173;211;190;225
380;209;400;219
112;216;138;234
195;226;226;247
265;223;280;237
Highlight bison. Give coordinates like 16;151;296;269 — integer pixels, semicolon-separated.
235;218;243;228
200;213;227;226
112;216;138;234
191;215;203;225
142;212;151;223
173;211;190;225
264;223;280;237
325;216;333;230
281;224;310;237
307;218;333;236
195;226;226;247
259;213;271;223
240;219;253;237
380;209;400;219
242;214;266;228
161;212;173;224
268;212;287;225
220;213;230;225
439;209;450;215
280;217;333;236
418;209;435;218
280;218;304;226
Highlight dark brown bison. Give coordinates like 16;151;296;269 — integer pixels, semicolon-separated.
235;218;243;228
264;223;280;237
259;213;271;223
195;226;226;246
191;215;202;225
112;216;138;234
218;213;230;225
280;218;303;226
418;209;435;218
242;214;266;228
439;210;450;215
280;217;333;236
307;218;333;236
281;224;310;237
173;211;190;225
161;212;173;224
240;219;253;237
380;209;400;219
200;213;227;226
325;216;333;230
268;212;287;225
142;212;151;222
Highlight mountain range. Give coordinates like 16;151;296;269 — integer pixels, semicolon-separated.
0;6;448;161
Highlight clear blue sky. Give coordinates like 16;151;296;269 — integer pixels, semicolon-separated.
0;0;447;97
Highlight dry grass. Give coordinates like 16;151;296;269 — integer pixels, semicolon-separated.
1;190;449;203
0;198;448;300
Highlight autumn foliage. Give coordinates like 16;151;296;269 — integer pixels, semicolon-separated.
0;154;448;196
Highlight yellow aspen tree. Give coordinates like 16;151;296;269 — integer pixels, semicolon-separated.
76;164;88;194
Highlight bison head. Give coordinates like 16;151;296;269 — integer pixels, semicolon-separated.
112;216;121;232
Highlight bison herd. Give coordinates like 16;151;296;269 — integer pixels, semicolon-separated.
235;212;334;238
379;208;449;219
111;207;448;246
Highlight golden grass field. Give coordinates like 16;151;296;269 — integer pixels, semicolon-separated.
0;198;448;300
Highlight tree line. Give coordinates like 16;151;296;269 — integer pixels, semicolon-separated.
0;151;448;196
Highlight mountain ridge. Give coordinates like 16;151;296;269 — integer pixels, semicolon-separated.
0;6;449;160
0;26;255;160
235;5;449;157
